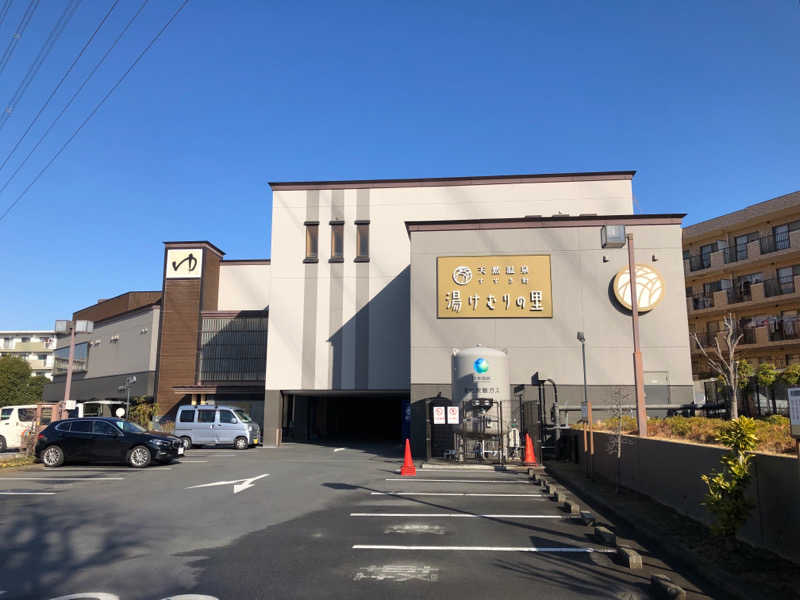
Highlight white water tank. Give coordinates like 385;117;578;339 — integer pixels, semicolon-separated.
452;346;510;436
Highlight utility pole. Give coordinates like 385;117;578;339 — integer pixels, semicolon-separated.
626;234;648;437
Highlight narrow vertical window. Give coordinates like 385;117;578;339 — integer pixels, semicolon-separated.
304;222;318;262
330;221;344;262
355;220;370;261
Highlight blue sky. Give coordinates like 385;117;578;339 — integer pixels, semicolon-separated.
0;0;798;329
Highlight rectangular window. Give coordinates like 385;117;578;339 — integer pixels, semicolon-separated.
21;337;30;343
774;224;790;251
304;222;319;262
356;221;369;261
330;221;344;261
71;420;92;433
179;409;195;423
219;409;236;424
53;342;89;375
198;409;216;423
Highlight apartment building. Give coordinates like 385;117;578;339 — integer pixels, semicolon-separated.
0;331;56;379
683;191;800;396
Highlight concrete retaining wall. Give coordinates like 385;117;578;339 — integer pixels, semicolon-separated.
570;430;800;564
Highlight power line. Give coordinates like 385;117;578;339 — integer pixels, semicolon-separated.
0;1;14;30
0;0;150;200
0;0;81;134
0;0;190;225
0;0;39;78
0;0;120;175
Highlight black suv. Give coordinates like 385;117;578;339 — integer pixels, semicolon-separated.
35;417;182;468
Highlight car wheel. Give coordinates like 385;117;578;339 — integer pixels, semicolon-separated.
42;445;65;468
234;436;248;450
180;436;192;450
0;435;6;452
127;445;152;468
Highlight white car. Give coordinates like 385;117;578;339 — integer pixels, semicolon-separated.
0;404;37;452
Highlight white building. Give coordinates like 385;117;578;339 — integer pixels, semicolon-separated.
0;331;56;379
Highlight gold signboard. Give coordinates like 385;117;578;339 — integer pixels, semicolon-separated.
437;255;552;318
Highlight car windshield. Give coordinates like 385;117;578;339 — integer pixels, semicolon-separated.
0;408;11;420
234;410;253;423
111;419;147;434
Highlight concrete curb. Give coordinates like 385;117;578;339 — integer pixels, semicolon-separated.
545;463;756;600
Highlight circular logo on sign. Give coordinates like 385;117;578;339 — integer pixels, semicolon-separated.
474;358;488;373
452;266;473;285
613;264;665;312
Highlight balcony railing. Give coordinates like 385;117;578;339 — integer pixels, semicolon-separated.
723;246;748;264
691;333;715;348
687;254;711;272
691;295;714;310
726;286;752;304
764;276;796;298
769;318;800;342
760;232;791;255
740;328;757;345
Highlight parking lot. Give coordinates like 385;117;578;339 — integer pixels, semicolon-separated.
0;444;717;599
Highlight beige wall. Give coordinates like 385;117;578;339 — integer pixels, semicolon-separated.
410;223;692;388
218;263;271;311
573;431;800;564
266;178;634;392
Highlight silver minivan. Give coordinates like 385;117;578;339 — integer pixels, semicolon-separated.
174;405;260;450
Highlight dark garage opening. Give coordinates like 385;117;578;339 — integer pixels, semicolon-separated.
287;392;406;444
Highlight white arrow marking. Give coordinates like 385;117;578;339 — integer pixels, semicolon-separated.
186;473;269;494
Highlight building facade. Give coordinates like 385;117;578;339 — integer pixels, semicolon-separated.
683;191;800;411
42;170;695;456
44;292;162;404
0;331;56;379
264;172;693;453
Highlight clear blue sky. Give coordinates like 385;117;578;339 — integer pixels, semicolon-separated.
1;1;798;329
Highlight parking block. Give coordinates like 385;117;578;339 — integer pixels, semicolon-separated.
651;574;686;599
617;546;643;569
594;525;617;546
563;500;580;515
579;511;594;526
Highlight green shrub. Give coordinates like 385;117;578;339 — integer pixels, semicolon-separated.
780;363;800;387
701;417;758;537
765;414;789;426
127;399;156;429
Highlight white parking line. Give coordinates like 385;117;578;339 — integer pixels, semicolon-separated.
0;477;124;481
351;513;568;518
353;545;616;553
179;460;209;463
334;448;346;452
0;492;56;495
385;478;527;484
370;492;542;497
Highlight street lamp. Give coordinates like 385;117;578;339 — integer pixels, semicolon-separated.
55;319;94;405
118;375;137;417
625;234;648;437
577;331;593;477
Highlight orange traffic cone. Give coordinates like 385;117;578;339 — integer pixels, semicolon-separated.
400;438;417;476
523;433;538;466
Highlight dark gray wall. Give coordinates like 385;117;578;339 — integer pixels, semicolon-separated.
571;431;800;564
44;371;155;403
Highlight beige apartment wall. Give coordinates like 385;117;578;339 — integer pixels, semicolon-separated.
265;178;634;392
218;263;271;311
410;224;692;389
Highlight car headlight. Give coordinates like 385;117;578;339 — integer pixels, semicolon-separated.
149;439;170;447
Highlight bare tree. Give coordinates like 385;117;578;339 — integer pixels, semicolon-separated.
605;386;633;493
691;313;743;420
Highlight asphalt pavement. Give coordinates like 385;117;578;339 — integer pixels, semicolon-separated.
0;443;718;599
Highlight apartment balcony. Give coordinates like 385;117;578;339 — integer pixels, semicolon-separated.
690;320;800;355
4;341;50;352
687;275;800;316
27;359;49;370
684;228;800;279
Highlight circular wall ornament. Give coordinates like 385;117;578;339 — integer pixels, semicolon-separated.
613;264;665;312
452;266;473;285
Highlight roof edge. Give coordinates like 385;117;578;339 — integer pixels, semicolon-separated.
406;213;685;232
269;170;636;191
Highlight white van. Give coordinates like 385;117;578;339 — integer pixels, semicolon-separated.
174;405;260;450
0;404;37;451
